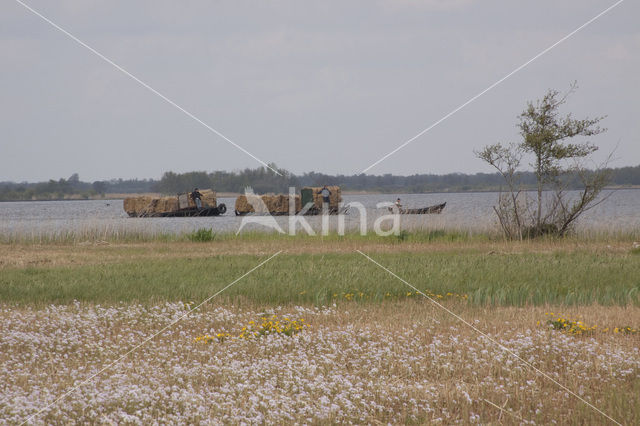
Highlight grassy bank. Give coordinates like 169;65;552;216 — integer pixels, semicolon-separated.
2;248;639;306
0;228;485;245
2;238;639;424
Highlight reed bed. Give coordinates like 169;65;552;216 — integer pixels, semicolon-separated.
0;225;180;245
2;219;640;245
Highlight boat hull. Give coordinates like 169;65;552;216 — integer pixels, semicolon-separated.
234;206;348;216
388;202;446;215
133;203;227;217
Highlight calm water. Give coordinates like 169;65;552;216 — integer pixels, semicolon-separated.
0;190;638;238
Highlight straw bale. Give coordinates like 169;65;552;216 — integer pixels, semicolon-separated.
234;193;300;214
262;195;279;212
276;194;300;213
235;195;253;213
124;196;152;217
123;197;135;215
200;190;216;208
235;194;268;214
304;186;342;209
275;194;287;213
123;198;134;216
182;189;216;209
155;199;165;214
141;199;159;215
253;195;271;214
158;197;179;212
137;196;153;213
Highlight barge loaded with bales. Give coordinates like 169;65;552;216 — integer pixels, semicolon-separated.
234;186;343;216
124;189;226;217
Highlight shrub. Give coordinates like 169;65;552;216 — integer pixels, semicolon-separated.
476;84;610;239
187;228;215;242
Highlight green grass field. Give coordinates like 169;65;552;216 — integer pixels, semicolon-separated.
2;249;639;306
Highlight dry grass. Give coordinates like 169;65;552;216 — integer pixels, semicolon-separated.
1;301;638;424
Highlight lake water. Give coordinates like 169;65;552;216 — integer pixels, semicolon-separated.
0;190;638;238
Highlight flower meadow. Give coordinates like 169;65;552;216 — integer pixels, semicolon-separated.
195;314;309;342
1;302;639;424
542;312;639;336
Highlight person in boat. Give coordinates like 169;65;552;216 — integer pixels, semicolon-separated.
317;186;332;211
191;188;203;209
395;198;402;210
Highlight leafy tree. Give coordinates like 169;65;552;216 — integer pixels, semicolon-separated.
477;83;611;238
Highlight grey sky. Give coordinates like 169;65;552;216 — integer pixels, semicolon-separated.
1;0;638;182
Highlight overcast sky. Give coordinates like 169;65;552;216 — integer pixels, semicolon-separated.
1;0;638;182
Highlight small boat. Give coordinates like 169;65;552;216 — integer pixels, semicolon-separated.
388;202;446;215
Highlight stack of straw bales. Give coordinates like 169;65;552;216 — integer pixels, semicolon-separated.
234;195;260;214
123;196;153;217
123;189;217;217
156;197;179;212
193;189;216;209
304;186;342;209
235;194;301;215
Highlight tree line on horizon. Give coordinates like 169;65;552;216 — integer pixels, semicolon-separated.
1;164;640;201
